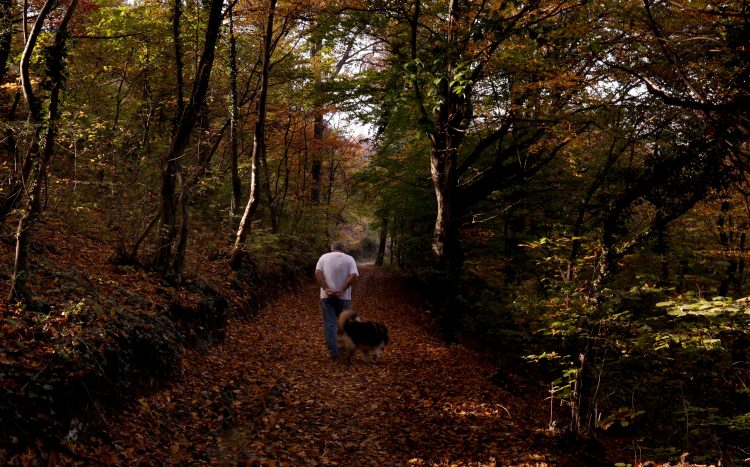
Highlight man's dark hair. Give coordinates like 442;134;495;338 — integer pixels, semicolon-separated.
331;241;346;252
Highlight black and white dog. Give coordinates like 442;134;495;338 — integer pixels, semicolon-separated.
337;309;389;363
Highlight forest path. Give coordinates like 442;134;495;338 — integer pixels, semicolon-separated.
96;265;574;465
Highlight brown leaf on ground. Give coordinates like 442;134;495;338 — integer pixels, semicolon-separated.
72;266;581;466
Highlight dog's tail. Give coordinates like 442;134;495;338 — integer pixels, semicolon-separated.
338;309;357;331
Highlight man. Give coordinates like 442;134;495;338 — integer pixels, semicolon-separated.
315;241;358;359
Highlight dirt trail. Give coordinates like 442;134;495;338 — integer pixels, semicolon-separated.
92;266;575;466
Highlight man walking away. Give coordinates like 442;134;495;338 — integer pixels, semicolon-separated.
315;242;358;359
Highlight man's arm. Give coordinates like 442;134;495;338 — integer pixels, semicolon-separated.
315;269;334;296
339;273;358;295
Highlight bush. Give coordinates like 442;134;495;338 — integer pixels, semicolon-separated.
499;283;750;463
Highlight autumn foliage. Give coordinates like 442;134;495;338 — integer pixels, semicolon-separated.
1;0;749;464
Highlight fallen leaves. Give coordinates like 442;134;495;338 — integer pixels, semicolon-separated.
51;267;572;466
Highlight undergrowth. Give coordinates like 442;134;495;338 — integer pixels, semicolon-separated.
420;237;750;465
514;284;750;464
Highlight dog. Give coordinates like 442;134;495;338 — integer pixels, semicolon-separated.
337;309;389;363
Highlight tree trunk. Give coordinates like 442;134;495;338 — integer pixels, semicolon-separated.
375;214;388;266
128;212;160;261
156;155;179;274
156;0;186;274
9;0;78;302
309;37;323;204
430;140;462;272
595;215;619;289
389;230;394;265
0;0;12;84
173;171;189;274
310;116;323;203
419;0;469;273
154;0;223;276
22;0;27;42
270;115;293;233
262;150;277;233
172;0;184;133
229;5;241;216
654;212;669;286
718;199;737;297
737;232;745;296
230;0;276;270
20;0;56;122
428;64;470;272
9;155;44;302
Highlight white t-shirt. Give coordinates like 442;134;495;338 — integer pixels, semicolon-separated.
315;251;359;300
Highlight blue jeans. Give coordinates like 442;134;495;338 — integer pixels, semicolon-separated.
321;298;351;357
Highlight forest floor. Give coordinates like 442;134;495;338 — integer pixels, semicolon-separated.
67;265;607;466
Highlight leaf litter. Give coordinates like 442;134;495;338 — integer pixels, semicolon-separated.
68;266;578;466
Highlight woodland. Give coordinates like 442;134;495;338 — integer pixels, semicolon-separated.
0;0;749;464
